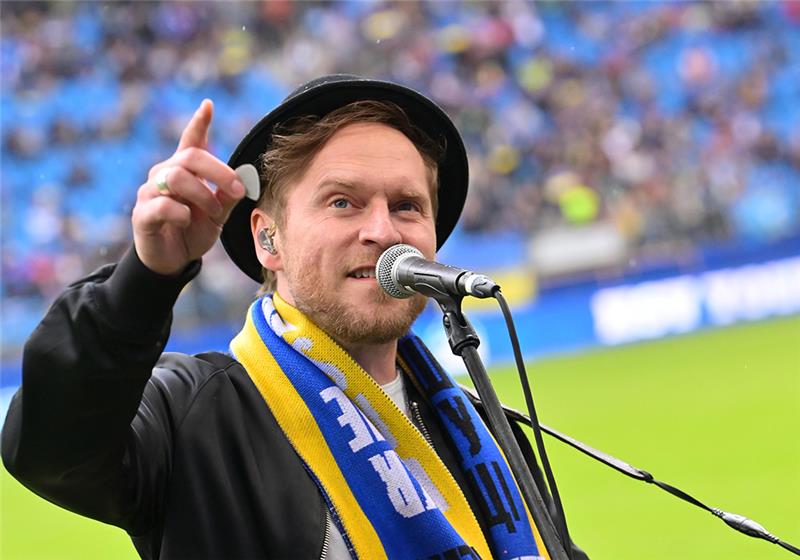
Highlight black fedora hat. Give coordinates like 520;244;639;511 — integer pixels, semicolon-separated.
221;74;469;283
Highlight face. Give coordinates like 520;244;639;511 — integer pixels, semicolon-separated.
255;122;437;346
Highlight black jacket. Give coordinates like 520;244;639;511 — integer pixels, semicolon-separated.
2;248;586;559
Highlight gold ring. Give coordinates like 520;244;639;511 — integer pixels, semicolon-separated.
155;167;172;195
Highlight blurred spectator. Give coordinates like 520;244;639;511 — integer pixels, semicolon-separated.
2;0;798;356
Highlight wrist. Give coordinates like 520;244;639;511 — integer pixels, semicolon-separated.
135;247;195;277
97;246;201;333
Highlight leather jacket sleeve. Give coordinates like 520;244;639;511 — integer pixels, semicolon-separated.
1;247;200;534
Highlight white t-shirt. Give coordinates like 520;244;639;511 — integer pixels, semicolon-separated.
381;368;410;417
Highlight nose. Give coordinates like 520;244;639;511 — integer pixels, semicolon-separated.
358;204;402;248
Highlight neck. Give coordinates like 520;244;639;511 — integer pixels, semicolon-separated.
341;339;399;385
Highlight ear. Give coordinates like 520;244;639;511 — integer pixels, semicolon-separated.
251;208;283;272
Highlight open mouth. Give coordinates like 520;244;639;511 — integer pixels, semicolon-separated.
348;267;376;280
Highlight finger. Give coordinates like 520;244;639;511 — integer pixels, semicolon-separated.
215;178;247;225
176;99;213;153
151;166;224;219
169;147;245;199
133;195;192;234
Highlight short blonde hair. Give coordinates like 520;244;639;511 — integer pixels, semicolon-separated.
256;99;444;294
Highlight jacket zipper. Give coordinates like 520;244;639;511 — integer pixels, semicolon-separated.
321;502;357;559
320;507;332;560
410;400;433;447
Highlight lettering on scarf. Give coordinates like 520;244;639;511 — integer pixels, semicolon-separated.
320;386;385;451
438;395;481;456
369;451;437;518
320;386;437;519
467;461;521;533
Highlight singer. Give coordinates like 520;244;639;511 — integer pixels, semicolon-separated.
2;75;586;560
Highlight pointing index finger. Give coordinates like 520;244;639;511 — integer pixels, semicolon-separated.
176;99;213;153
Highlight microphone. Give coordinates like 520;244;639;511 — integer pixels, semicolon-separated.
375;244;499;300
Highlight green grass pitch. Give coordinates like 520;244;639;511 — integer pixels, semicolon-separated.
2;316;798;559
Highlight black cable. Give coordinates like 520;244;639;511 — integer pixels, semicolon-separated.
494;290;573;558
493;396;800;556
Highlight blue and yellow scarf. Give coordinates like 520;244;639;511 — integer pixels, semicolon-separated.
230;294;548;559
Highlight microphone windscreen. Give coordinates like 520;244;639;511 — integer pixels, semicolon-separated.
375;244;422;299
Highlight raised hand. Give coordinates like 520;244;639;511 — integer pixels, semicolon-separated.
132;100;245;276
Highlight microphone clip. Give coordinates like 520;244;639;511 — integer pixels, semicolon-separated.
438;295;481;355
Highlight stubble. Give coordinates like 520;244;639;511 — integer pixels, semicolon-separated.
286;252;428;346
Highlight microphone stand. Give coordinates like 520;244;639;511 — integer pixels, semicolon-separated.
436;294;571;560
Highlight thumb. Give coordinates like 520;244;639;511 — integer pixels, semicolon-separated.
176;99;213;152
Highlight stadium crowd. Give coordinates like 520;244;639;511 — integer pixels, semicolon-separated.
2;1;799;348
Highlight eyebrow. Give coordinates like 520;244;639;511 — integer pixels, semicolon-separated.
316;178;429;203
317;179;359;192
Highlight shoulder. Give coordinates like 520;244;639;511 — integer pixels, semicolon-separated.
156;350;240;377
144;351;247;421
151;350;242;392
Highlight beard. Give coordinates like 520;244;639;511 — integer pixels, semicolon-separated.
283;251;427;347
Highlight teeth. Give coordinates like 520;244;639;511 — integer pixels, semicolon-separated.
353;269;375;278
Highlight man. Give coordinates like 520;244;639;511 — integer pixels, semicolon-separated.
3;75;584;559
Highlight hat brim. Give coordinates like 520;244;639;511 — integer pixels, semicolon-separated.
222;76;468;284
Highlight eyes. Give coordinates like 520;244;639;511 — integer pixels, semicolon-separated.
329;197;423;214
395;201;420;212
